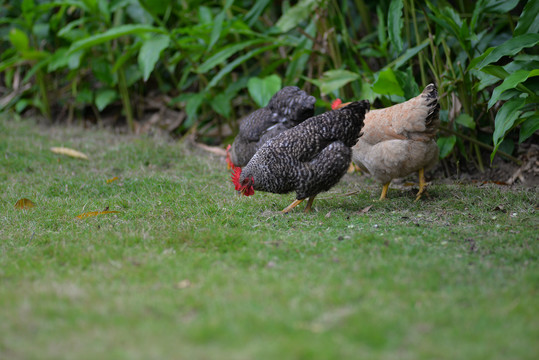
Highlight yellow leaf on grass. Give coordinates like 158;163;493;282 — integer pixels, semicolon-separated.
50;147;89;160
106;176;119;183
76;210;120;219
15;198;36;209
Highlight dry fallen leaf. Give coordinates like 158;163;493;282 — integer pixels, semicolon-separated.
76;210;120;219
357;205;373;215
50;147;89;160
175;279;191;289
15;198;35;209
106;176;119;184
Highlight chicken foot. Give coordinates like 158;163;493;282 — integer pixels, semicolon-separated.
281;196;317;213
303;196;316;212
414;168;426;202
281;199;304;213
379;183;390;201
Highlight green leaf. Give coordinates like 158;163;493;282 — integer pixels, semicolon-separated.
206;44;279;90
275;0;321;33
208;11;225;51
491;97;526;162
480;64;509;79
372;68;404;97
488;69;539;109
475;34;539;70
514;0;539;36
138;34;170;81
247;75;282;107
309;69;360;95
185;93;205;126
48;48;69;72
390;39;429;69
196;39;265;74
437;135;456;159
519;112;539;143
95;89;118;111
9;28;29;53
387;0;404;54
455;113;476;130
210;93;232;117
68;24;166;55
376;5;387;46
484;0;519;13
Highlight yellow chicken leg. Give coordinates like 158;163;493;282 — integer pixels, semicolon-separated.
282;199;304;214
379;182;390;201
304;196;316;212
415;168;426;202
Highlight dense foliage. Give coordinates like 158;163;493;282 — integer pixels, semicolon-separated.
1;0;538;166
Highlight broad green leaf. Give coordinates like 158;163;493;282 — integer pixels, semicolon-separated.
275;0;321;33
480;64;509;79
309;69;360;95
211;93;232;117
67;24;166;55
388;0;404;54
196;39;265;74
514;0;539;36
455;113;476;130
247;75;282;107
47;48;69;72
484;0;519;13
185;93;205;126
68;50;84;70
208;11;225;51
488;69;539;109
95;89;118;111
138;34;170;81
198;6;213;24
491;97;526;162
475;34;539;70
372;68;404;97
9;28;29;53
519;112;539;143
437;135;456;159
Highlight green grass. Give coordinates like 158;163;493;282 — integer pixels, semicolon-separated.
1;116;538;360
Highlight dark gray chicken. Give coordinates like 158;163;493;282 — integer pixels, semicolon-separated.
227;86;316;168
232;100;370;213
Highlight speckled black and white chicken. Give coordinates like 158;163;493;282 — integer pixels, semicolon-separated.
232;100;370;213
227;86;316;169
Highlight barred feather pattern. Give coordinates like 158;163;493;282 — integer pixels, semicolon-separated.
240;100;370;200
229;86;316;167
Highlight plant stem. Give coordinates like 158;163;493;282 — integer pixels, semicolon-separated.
410;0;426;87
438;126;521;165
36;69;51;120
117;67;135;132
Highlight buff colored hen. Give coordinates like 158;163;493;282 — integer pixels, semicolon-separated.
333;84;440;201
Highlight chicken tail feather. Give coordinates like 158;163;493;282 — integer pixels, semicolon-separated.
422;84;440;128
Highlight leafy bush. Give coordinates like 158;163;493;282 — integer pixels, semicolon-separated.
1;0;537;166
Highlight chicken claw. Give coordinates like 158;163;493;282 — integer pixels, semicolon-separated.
282;199;304;214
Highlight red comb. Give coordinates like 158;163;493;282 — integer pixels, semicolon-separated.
331;98;342;110
231;167;242;191
226;144;235;170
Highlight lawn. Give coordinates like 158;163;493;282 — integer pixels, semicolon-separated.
1;116;538;360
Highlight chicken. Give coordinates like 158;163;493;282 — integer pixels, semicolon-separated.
332;84;439;201
231;100;370;213
227;86;316;169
